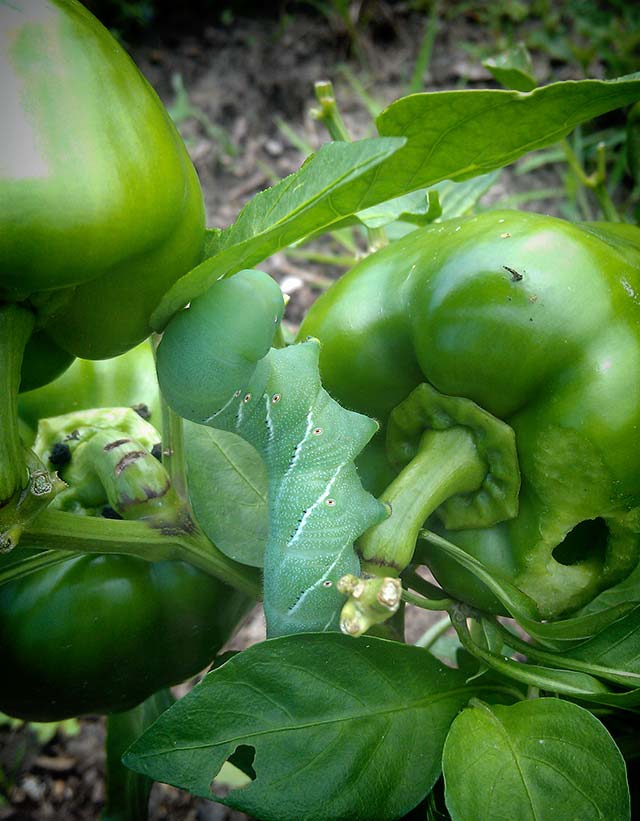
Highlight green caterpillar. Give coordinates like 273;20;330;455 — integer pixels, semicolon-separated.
156;269;386;636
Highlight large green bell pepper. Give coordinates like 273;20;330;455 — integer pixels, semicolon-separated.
1;0;204;533
0;548;251;721
5;361;252;720
1;0;205;362
299;210;640;618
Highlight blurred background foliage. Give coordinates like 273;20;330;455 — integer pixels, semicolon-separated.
84;0;640;83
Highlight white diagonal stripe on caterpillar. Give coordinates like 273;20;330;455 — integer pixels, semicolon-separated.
285;408;315;476
286;539;352;615
264;393;274;445
286;461;345;548
203;390;241;424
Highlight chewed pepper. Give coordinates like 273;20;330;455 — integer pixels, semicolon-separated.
299;210;640;618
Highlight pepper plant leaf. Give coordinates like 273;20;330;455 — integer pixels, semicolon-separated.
356;170;501;230
152;74;640;330
151;136;405;328
124;634;478;821
184;422;267;567
482;43;537;92
565;603;640;679
442;698;630;821
373;73;640;200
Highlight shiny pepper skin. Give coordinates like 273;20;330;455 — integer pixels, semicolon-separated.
0;550;252;721
1;0;205;372
299;210;640;618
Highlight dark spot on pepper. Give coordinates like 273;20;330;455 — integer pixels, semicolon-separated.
104;438;131;452
131;403;151;420
101;506;122;520
503;265;524;282
49;442;71;467
142;481;170;501
64;429;80;442
114;451;146;476
151;443;163;461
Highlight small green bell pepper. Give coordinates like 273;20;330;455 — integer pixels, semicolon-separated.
299;210;640;618
18;341;161;437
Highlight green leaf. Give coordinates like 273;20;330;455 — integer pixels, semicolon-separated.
104;689;174;821
153;76;640;331
373;74;640;199
565;604;640;683
435;171;501;219
523;604;636;647
355;188;437;229
483;43;537;92
450;608;613;701
124;634;475;821
151;137;406;329
184;422;267;567
443;699;630;821
487;615;640;689
355;171;500;231
579;560;640;614
419;531;635;646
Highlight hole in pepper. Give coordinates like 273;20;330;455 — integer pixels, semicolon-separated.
552;517;609;566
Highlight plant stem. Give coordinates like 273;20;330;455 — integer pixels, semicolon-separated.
449;604;612;699
359;427;484;575
402;588;453;612
404;569;448;600
312;79;387;253
313;80;352;142
153;332;192;507
490;616;640;689
408;2;439;94
161;403;190;503
0;305;59;550
0;305;33;505
18;509;261;598
414;613;453;649
562;138;620;222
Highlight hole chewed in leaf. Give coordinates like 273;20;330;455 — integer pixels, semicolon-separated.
210;744;256;798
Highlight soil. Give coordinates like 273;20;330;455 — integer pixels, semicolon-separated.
2;3;631;819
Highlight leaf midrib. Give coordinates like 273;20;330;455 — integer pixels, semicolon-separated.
130;684;474;760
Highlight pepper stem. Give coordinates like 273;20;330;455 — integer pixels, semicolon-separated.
358;427;485;576
17;509;261;598
0;306;60;549
0;305;33;505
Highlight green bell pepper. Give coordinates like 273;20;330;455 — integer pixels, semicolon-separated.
0;548;251;721
1;0;205;361
299;210;640;618
1;0;204;535
4;388;252;721
18;341;161;437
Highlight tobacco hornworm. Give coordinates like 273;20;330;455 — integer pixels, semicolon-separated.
157;269;386;636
